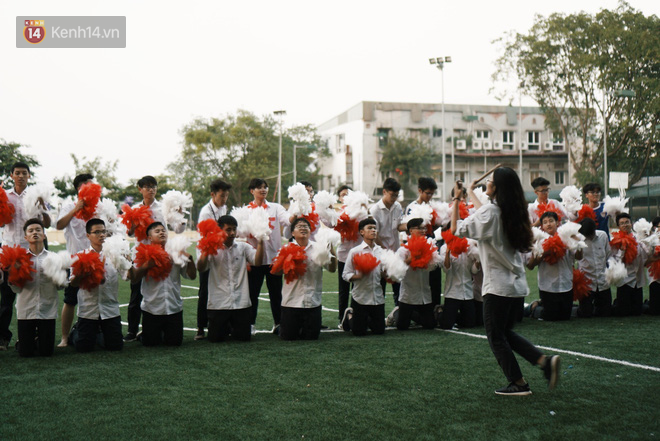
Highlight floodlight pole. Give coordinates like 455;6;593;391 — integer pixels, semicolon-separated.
274;110;286;204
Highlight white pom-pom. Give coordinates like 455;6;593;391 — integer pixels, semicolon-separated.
557;222;587;252
309;241;333;267
245;206;272;242
287;183;312;216
471;188;490;207
161;190;193;229
532;227;550;258
94;198;118;222
23;184;57;219
429;201;451;227
602;195;629;218
313;191;339;227
379;249;408;283
103;234;133;273
402;204;433;226
560;185;583;214
467;239;480;263
605;257;627;287
343;190;371;220
165;235;192;267
42;251;72;286
230;206;252;238
314;227;341;250
633;218;652;241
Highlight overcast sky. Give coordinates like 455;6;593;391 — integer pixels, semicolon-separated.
2;0;659;187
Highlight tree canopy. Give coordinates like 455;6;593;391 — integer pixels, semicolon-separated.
0;140;40;188
378;132;435;196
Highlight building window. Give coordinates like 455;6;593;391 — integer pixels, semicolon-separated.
433;127;443;138
377;129;390;148
475;130;490;139
502;131;514;151
555;171;566;185
527;131;540;151
336;134;345;154
552;132;565;151
530;171;543;181
454;171;466;182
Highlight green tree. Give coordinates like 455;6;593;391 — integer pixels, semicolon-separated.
53;153;122;199
378;132;435;196
491;1;660;187
0;140;40;188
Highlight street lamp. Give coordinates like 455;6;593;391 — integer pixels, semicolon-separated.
602;89;635;193
430;56;452;198
274;110;286;204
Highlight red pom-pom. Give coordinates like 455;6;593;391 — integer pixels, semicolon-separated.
135;243;172;281
0;187;15;227
271;243;307;284
75;182;102;221
0;245;36;288
335;212;360;242
71;251;105;290
121;204;155;242
576;205;597;223
542;235;567;264
572;268;591;301
610;231;638;265
196;219;227;256
352;252;380;275
650;259;660;281
536;202;564;222
441;229;469;257
301;204;320;233
459;202;470;220
403;235;437;269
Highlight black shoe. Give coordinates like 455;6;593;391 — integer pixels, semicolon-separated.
341;307;353;332
495;382;532;396
542;355;561;390
271;325;280;336
123;332;137;343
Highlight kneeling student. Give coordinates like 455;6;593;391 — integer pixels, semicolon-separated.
197;215;263;342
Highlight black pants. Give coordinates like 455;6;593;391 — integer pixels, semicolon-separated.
578;288;612;318
483;295;543;383
397;302;435;330
337;261;352;322
350;301;385;336
197;270;210;329
0;272;16;341
429;267;442;307
247;265;282;326
207;308;251;342
17;319;55;357
127;280;142;335
74;316;123;352
63;272;79;305
380;278;400;306
614;284;643;316
474;300;484;326
649;281;660;315
439;298;476;329
141;311;183;346
539;290;573;321
280;306;322;340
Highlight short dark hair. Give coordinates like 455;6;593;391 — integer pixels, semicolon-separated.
582;182;602;194
210;179;232;193
336;185;352;196
291;217;311;231
406;218;424;232
23;218;44;232
146;221;165;236
531;177;550;189
383;178;401;193
579;218;596;239
652;216;660;230
85;218;105;234
217;215;237;228
540;211;558;223
417;177;437;192
138;176;158;188
73;173;94;191
616;213;631;226
450;186;467;198
248;178;268;190
11;162;30;174
358;218;377;231
298;181;313;189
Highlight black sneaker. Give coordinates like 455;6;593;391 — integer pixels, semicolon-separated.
495;382;532;396
341;307;353;332
123;332;137;343
542;355;561;390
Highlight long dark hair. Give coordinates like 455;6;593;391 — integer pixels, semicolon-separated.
492;167;533;252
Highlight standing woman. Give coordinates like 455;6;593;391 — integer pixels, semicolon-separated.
451;167;560;396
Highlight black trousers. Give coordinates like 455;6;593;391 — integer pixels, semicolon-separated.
63;271;79;305
429;267;442;307
474;300;484;326
247;265;282;325
207;308;251;342
577;288;612;318
350;300;385;336
397;302;435;330
539;290;573;321
614;284;643;316
127;280;142;335
17;319;56;357
439;298;476;329
141;311;183;346
337;261;352;322
379;278;400;306
649;281;660;315
74;316;123;352
197;270;210;329
280;306;322;341
483;295;543;384
0;272;16;341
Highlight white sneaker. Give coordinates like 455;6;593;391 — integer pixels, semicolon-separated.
250;325;256;336
385;306;399;327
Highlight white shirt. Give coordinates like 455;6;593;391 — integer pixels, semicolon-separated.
2;188;28;248
577;231;611;291
57;200;90;254
246;201;290;265
140;263;190;315
528;198;571;225
617;243;648;289
75;248;120;320
201;241;255;310
534;244;575;293
455;203;529;298
281;241;326;308
342;242;384;305
135;200;186;244
369;199;403;252
439;244;475;300
395;247;432;305
198;200;227;223
14;249;59;320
